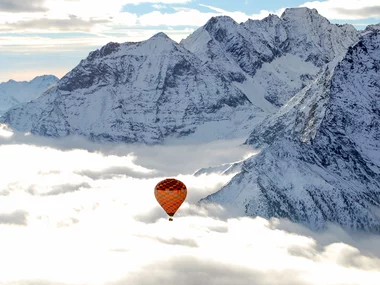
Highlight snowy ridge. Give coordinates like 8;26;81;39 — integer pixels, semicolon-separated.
201;31;380;232
0;75;58;116
194;161;243;176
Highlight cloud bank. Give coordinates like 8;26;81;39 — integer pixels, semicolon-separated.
3;15;109;32
0;0;47;13
301;0;380;19
0;210;28;225
0;126;380;285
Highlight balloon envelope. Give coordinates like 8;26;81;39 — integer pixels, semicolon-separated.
154;178;187;219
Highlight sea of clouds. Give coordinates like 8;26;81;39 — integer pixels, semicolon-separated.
0;124;379;285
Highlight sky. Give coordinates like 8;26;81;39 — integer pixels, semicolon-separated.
1;124;380;285
0;0;380;82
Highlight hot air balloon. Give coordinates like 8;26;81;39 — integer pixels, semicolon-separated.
154;178;187;221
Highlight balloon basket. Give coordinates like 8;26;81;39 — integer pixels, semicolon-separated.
169;217;173;221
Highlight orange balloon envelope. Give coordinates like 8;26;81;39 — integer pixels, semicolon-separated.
154;178;187;221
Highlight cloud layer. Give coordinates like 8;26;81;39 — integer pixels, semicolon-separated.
2;15;109;32
3;0;380;81
301;0;380;19
0;0;47;13
0;210;28;225
0;126;380;285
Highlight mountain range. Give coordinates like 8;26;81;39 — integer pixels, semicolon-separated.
0;8;359;144
1;8;380;232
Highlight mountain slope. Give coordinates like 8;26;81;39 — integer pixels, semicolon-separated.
0;75;58;116
1;33;262;143
201;31;380;232
181;8;358;107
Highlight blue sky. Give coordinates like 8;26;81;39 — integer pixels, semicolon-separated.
1;0;379;82
122;0;307;16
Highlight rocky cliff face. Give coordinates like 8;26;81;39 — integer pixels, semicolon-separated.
201;31;380;232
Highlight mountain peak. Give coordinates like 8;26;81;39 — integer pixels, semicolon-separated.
150;32;171;40
146;32;178;46
31;75;59;82
87;42;121;60
365;23;380;32
142;31;180;52
204;15;237;31
281;7;322;21
264;13;281;22
208;15;236;23
244;13;282;28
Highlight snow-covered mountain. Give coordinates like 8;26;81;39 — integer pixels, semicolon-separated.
0;75;58;116
0;33;263;143
365;23;380;32
1;8;359;143
181;7;358;107
0;95;19;117
201;31;380;232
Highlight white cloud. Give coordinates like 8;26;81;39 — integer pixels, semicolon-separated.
0;130;380;284
0;210;28;225
199;4;284;22
0;0;48;13
45;0;128;20
300;0;380;19
0;0;192;28
1;16;109;32
0;124;13;137
137;8;215;26
152;4;168;9
0;2;281;33
137;5;282;27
